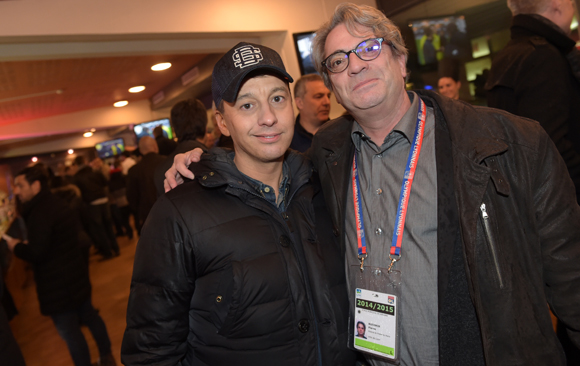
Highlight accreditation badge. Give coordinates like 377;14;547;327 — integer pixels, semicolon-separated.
348;267;401;364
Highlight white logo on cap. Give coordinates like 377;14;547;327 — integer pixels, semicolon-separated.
232;45;263;69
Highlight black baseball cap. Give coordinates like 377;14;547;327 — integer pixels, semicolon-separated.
212;42;294;107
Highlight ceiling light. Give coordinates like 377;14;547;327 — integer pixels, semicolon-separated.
151;62;171;71
68;149;74;155
83;132;93;138
114;100;128;107
129;86;146;93
31;157;38;162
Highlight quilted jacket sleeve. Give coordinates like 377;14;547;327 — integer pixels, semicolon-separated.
121;194;196;366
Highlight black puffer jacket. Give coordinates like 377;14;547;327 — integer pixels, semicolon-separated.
311;90;580;365
122;149;356;366
14;189;91;315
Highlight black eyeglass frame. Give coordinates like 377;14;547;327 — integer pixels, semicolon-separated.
322;37;389;74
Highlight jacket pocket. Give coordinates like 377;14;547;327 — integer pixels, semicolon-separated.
479;203;505;289
210;261;243;336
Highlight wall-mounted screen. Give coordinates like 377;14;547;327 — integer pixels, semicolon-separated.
293;31;318;75
95;138;125;159
133;118;173;141
409;15;468;66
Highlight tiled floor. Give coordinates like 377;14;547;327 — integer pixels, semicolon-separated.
7;234;137;366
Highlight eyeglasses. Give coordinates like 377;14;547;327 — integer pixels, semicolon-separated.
322;38;387;73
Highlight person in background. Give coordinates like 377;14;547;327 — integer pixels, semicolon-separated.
290;74;332;152
71;156;119;260
108;162;133;239
437;75;461;100
486;0;580;363
122;42;355;366
119;151;136;176
153;125;177;156
0;270;25;366
7;165;116;366
154;98;209;196
127;136;165;235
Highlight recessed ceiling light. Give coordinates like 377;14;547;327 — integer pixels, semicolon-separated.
151;62;172;71
114;100;128;107
31;157;38;162
83;132;93;138
129;86;146;93
68;149;74;155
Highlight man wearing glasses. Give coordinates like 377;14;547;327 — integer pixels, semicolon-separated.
166;3;580;365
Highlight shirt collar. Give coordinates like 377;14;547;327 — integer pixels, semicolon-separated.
227;151;291;211
351;91;420;152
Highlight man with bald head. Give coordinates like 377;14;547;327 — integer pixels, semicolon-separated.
127;136;166;234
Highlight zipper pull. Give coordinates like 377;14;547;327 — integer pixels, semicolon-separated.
480;203;488;219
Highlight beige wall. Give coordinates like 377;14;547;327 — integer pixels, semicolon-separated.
0;0;375;156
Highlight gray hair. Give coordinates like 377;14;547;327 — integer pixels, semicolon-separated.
312;3;408;89
507;0;551;16
294;73;325;98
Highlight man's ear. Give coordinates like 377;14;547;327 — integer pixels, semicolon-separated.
215;110;231;137
295;97;304;110
31;180;41;195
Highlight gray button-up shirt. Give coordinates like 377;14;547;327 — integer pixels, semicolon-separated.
345;92;439;366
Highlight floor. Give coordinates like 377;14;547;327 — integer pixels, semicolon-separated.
7;234;137;366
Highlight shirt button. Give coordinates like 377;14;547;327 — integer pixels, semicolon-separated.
264;187;270;193
376;153;383;158
298;319;310;333
376;228;383;235
376;188;383;195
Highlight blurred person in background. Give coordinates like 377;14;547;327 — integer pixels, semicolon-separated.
127;136;165;235
154;98;209;196
437;75;461;100
71;156;119;260
7;165;116;366
153;125;177;156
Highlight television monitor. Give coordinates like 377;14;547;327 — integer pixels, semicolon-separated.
95;138;125;159
409;15;468;66
133;118;174;141
293;31;318;75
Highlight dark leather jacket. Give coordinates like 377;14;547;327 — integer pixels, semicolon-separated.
310;90;580;365
122;149;356;366
486;14;580;201
14;189;91;315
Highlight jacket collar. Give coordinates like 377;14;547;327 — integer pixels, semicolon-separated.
192;147;313;197
21;188;51;219
511;14;576;54
316;91;508;164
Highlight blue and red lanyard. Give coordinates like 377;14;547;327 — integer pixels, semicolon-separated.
352;98;427;271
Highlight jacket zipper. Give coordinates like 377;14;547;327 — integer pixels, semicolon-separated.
480;203;505;289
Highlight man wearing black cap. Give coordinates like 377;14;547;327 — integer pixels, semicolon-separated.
121;42;355;366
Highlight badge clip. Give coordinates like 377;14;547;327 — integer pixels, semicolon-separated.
387;254;401;273
359;254;368;271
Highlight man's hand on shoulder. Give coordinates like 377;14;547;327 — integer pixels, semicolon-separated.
164;148;205;192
